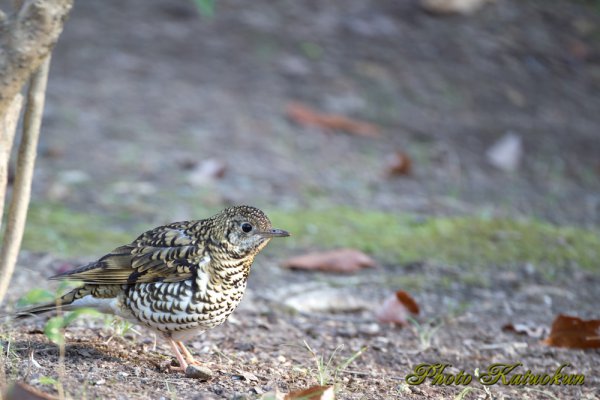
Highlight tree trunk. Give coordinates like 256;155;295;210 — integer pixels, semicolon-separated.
0;57;50;303
0;94;23;228
0;0;73;117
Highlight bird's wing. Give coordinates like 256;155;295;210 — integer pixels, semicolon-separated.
50;221;207;285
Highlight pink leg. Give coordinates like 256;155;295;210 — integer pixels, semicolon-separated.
167;338;188;372
177;341;199;365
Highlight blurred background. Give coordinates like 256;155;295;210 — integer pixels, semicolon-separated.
4;0;600;398
31;0;600;230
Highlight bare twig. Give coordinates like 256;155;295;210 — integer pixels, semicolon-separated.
0;57;51;304
56;297;66;400
0;0;73;117
0;94;23;227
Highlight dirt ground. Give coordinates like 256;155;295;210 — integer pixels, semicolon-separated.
2;0;600;399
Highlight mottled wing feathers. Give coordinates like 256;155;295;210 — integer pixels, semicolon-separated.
51;221;207;285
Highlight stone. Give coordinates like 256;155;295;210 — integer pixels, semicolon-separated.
185;364;213;380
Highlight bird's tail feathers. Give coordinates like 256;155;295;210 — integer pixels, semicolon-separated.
14;287;90;319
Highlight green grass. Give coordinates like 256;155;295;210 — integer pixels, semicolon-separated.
19;203;600;273
270;208;600;272
303;341;367;388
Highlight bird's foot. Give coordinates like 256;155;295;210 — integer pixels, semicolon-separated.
166;339;212;379
168;364;187;373
176;341;198;365
167;359;201;371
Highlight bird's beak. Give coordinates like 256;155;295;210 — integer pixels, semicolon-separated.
259;228;290;238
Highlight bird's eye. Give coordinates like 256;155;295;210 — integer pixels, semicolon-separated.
241;223;253;233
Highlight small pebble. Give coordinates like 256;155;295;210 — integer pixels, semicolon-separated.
233;342;254;352
360;323;381;336
185;364;213;380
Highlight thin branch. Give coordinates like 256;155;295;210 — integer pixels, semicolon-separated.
0;0;73;117
0;57;51;304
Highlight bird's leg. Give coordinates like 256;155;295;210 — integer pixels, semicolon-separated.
177;341;201;366
167;338;189;372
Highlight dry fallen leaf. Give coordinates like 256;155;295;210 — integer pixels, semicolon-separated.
567;39;589;61
285;386;335;400
385;151;412;176
502;323;549;339
543;314;600;349
375;290;420;325
283;249;375;273
286;102;380;137
3;382;57;400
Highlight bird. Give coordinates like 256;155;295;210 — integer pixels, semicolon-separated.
16;205;289;373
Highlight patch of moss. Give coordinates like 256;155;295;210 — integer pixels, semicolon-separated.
18;203;600;274
22;203;134;258
269;208;600;272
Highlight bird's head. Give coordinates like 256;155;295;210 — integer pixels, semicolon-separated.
214;205;289;257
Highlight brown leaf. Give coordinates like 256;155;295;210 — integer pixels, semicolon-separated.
385;151;412;176
282;249;375;273
502;323;549;339
543;314;600;349
396;290;420;314
375;290;420;325
567;39;589;61
3;382;57;400
285;386;335;400
286;102;380;138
